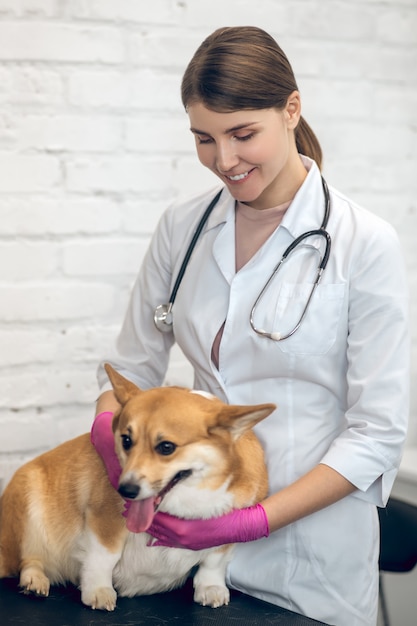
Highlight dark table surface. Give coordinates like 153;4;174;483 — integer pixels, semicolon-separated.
0;577;330;626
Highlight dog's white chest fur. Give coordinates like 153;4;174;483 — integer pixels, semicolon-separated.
113;533;205;597
113;483;235;597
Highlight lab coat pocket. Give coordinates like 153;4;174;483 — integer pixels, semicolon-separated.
272;282;346;355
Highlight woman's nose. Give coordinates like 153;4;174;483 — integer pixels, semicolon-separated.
216;141;239;172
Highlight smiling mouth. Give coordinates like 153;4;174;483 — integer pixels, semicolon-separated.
226;171;250;182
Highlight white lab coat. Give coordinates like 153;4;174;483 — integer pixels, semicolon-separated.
98;158;409;626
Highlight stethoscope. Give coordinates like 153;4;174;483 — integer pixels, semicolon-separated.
154;177;331;341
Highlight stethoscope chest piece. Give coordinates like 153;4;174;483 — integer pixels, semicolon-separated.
154;303;173;332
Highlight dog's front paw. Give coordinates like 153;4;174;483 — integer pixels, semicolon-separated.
20;568;50;597
82;586;117;611
194;584;230;608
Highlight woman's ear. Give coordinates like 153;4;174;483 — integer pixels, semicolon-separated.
284;90;302;130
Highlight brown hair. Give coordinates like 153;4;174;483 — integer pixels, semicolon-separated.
181;26;322;169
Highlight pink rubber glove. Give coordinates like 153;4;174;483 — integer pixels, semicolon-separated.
91;411;122;490
147;503;269;550
91;411;131;519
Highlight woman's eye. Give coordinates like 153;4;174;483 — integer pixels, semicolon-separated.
121;434;133;451
235;133;254;142
197;136;213;144
155;441;177;456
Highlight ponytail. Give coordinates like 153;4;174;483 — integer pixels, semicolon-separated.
295;116;322;170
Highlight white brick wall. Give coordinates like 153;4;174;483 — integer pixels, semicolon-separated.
0;0;416;488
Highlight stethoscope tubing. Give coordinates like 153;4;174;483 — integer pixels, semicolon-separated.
168;189;223;306
249;177;331;340
154;177;331;338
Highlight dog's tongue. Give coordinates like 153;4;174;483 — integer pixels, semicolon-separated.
126;497;156;533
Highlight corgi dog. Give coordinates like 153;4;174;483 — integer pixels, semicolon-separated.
0;364;274;611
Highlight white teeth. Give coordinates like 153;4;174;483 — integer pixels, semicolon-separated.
228;172;249;181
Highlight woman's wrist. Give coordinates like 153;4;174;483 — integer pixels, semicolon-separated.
95;410;114;419
95;389;120;416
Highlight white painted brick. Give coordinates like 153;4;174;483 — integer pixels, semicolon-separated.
377;8;417;44
0;154;61;192
0;283;116;322
0;326;119;368
174;156;223;196
122;198;171;235
57;410;96;443
287;41;378;80
0;407;96;490
299;78;374;121
0;22;124;63
0;241;60;281
0;67;64;105
318;121;415;160
68;70;132;108
65;156;174;193
323;155;417;198
289;3;376;41
65;0;180;24
365;0;416;4
369;47;417;82
373;85;417;125
0;0;57;17
0;112;15;150
0;456;37;493
129;70;183;112
181;0;290;34
0;197;122;236
17;115;123;152
0;368;99;409
127;30;202;69
366;125;416;159
69;70;183;112
62;238;150;277
125;116;193;153
369;159;417;193
0;411;59;452
350;192;413;229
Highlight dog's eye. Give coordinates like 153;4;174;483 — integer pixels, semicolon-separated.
121;434;133;451
155;441;176;456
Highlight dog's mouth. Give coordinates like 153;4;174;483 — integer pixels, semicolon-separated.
125;469;192;534
154;469;192;508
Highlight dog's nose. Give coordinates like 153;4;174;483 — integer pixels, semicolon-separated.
118;482;140;499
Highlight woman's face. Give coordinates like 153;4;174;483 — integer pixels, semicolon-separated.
187;95;305;210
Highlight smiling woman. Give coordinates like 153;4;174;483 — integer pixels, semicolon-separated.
181;26;322;169
187;103;307;209
92;25;409;626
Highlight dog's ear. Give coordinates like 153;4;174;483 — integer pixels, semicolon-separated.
215;403;276;440
104;363;142;406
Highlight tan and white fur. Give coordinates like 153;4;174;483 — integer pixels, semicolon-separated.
0;364;274;611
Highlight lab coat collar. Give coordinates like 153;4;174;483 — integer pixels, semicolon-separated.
202;156;327;241
204;185;235;231
280;157;327;239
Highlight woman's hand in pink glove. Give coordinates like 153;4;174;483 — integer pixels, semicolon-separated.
91;411;122;491
147;503;269;550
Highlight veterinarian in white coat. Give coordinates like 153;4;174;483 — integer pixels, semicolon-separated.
93;27;409;626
